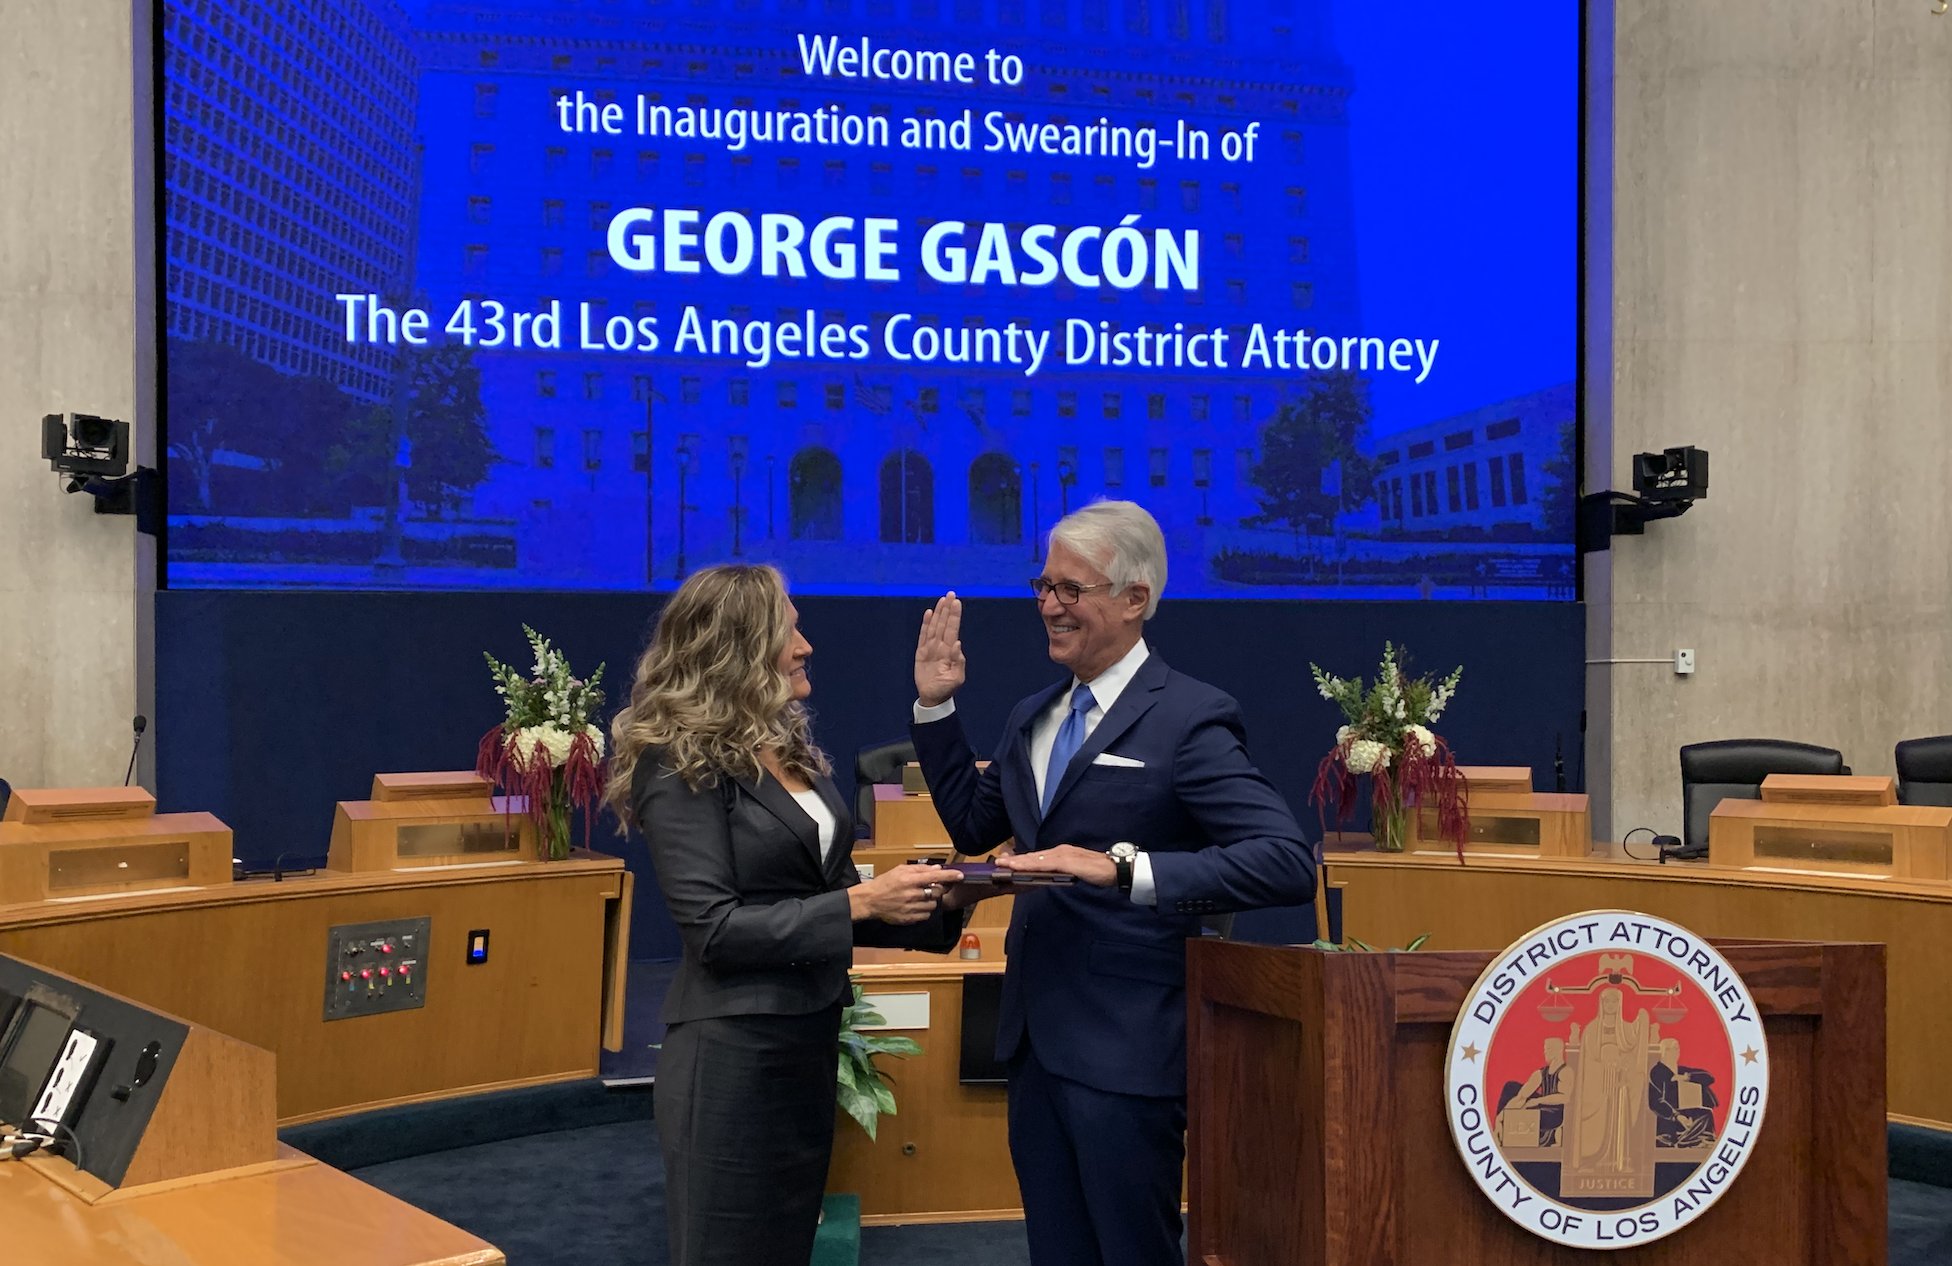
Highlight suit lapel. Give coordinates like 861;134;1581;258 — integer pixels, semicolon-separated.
732;769;823;869
1010;680;1069;844
1044;652;1168;818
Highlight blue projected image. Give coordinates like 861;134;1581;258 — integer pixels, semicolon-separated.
160;0;1577;598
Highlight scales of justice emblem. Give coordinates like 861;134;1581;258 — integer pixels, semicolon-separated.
1445;911;1771;1249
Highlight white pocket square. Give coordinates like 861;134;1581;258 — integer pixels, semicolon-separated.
1092;753;1146;768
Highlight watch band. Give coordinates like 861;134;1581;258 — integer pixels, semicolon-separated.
1113;851;1135;896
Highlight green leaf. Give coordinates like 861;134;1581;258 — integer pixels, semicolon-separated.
838;1084;879;1140
868;1035;923;1059
1401;933;1430;952
870;1078;898;1116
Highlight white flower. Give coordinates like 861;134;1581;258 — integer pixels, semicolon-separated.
1346;739;1391;775
1336;725;1354;747
513;724;576;768
1405;724;1436;757
584;722;606;755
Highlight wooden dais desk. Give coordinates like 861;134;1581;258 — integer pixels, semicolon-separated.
0;1144;501;1266
0;853;630;1123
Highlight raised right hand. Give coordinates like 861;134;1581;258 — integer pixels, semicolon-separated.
850;863;962;925
914;593;966;708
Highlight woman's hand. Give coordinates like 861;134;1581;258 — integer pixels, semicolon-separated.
850;863;962;925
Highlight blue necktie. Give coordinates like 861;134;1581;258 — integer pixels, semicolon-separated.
1041;684;1096;816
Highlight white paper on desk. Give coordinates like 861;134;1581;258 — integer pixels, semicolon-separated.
857;992;930;1031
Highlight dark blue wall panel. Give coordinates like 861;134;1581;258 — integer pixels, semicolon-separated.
157;592;1584;957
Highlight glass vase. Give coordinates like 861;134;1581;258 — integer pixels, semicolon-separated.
1375;786;1410;853
541;773;573;861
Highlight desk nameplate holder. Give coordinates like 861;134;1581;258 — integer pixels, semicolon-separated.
1711;777;1951;881
1406;767;1592;859
0;790;232;905
329;772;536;871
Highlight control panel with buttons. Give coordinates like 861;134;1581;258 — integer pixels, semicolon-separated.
323;917;431;1021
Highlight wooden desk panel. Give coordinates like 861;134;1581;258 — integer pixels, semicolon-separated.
0;1146;501;1266
0;856;627;1123
829;953;1015;1224
1324;849;1952;1129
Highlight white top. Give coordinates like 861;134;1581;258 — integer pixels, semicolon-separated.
790;787;840;863
913;638;1156;905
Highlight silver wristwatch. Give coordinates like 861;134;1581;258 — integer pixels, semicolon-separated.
1108;842;1138;895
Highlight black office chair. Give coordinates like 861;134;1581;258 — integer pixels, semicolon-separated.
1678;739;1847;857
853;738;917;836
1895;736;1952;808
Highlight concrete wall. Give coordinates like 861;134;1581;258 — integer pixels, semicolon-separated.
1589;1;1952;837
0;0;148;792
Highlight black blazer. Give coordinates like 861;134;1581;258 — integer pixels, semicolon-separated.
633;751;959;1025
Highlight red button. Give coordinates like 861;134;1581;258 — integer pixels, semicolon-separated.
380;966;391;977
360;969;373;979
382;944;394;954
340;971;352;982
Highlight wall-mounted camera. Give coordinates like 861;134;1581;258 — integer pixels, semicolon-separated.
43;413;130;483
1578;445;1709;554
41;412;157;534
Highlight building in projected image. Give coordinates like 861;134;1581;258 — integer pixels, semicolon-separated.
161;0;418;400
1368;383;1575;538
409;0;1363;590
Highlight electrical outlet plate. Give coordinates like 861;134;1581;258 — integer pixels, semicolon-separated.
1675;648;1696;675
30;1029;101;1128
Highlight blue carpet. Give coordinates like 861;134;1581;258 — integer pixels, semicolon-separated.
347;1118;1951;1266
1891;1179;1952;1262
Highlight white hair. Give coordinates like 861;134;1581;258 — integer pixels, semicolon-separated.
1048;500;1167;619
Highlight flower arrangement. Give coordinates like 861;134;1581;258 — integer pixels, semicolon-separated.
1309;643;1468;858
474;626;607;861
837;985;921;1140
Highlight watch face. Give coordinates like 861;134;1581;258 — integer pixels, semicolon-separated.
1110;843;1136;862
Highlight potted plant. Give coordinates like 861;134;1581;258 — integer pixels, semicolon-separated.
475;626;606;860
1309;642;1468;858
836;985;921;1141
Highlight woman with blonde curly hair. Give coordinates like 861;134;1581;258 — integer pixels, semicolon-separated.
606;563;961;1266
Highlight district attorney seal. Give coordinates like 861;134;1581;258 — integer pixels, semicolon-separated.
1444;911;1770;1249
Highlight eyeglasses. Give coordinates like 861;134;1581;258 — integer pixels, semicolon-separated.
1030;577;1114;606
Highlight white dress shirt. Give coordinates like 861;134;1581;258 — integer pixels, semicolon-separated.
788;787;839;863
914;638;1158;905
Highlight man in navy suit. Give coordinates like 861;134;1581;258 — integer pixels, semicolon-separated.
909;499;1315;1266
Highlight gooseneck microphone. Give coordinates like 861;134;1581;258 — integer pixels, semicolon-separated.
1553;734;1566;794
123;715;148;787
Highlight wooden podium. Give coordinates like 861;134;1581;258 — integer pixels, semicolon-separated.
1186;939;1885;1265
